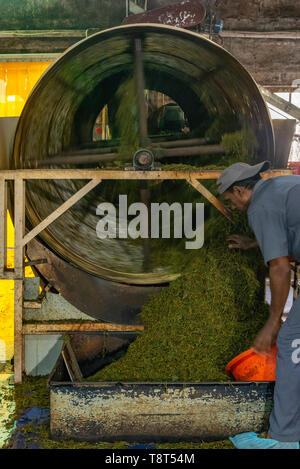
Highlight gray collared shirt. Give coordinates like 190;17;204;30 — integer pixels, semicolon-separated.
247;175;300;265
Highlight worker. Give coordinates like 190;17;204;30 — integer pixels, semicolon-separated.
217;161;300;450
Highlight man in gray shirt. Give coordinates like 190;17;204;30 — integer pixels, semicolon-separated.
217;161;300;449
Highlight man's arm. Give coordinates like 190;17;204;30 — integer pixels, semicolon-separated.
253;256;291;355
227;234;258;250
268;256;291;323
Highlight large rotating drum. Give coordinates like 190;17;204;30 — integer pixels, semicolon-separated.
12;24;274;323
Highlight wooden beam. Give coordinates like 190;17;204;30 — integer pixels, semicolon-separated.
23;323;145;334
23;301;42;309
22;178;101;246
13;178;26;383
24;258;47;267
14;280;24;383
220;31;300;40
0;53;59;62
0;30;87;38
62;342;83;382
0;179;7;275
14;178;25;278
258;85;300;121
188;178;232;221
0;169;292;180
0;270;19;280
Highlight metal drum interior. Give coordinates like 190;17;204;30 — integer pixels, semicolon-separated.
13;24;274;287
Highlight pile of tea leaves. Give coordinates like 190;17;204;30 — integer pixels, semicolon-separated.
87;93;268;382
87;207;268;382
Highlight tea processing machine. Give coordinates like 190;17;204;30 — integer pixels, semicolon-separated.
1;22;289;377
9;23;276;319
0;18;296;441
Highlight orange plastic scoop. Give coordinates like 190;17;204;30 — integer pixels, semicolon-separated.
226;346;278;381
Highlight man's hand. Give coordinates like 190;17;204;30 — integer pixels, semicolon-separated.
253;318;281;356
254;257;291;356
227;235;258;250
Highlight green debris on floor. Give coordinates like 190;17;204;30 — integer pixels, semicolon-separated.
13;376;50;421
8;420;234;449
0;375;50;448
0;374;15;448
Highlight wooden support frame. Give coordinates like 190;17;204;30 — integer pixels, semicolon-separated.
61;341;83;382
0;168;291;383
0;178;7;277
188;177;232;221
258;85;300;121
23;322;145;334
22;178;101;246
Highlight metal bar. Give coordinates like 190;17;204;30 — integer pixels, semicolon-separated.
134;37;149;147
162;145;224;158
0;169;291;180
153;138;208;148
36;145;224;166
0;179;7;275
34;145;117;166
23;323;145;334
35;139;213;166
188;178;232;221
22;179;101;246
36;153;116;166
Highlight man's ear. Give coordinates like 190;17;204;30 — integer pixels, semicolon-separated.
232;185;241;195
233;185;246;196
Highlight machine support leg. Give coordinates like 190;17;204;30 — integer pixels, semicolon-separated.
0;178;7;276
14;279;24;383
14;178;25;383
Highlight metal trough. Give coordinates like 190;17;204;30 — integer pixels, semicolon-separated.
48;346;274;442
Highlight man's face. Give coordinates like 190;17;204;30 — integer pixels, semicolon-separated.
222;186;252;211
